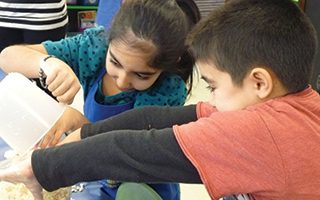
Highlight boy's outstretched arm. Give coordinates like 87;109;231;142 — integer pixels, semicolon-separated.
0;105;200;196
81;104;198;138
33;126;202;192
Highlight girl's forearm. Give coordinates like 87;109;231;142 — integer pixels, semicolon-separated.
0;44;48;78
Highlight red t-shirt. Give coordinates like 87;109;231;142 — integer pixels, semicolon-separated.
174;87;320;200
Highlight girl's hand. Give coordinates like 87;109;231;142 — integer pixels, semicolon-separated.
39;106;89;148
44;58;81;104
0;151;44;200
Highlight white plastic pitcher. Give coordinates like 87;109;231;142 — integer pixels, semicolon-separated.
0;73;65;154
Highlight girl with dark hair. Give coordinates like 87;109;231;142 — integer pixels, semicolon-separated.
1;0;320;200
0;0;201;199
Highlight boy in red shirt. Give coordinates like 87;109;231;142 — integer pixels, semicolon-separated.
0;0;319;199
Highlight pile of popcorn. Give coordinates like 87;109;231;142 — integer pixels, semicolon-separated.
0;182;70;200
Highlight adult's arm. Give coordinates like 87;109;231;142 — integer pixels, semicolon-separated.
32;126;202;191
81;104;198;138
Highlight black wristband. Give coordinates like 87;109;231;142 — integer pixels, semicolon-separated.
43;55;57;62
39;55;57;88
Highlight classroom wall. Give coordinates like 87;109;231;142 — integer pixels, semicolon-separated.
305;0;320;92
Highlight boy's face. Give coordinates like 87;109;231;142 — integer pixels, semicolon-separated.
198;61;260;112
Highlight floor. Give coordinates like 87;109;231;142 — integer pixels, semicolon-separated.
70;71;212;200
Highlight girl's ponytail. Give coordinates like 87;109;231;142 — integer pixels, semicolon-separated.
175;0;201;94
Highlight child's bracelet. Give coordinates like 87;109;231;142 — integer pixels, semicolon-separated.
39;55;57;88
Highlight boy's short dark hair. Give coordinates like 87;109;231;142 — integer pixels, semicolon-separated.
187;0;318;93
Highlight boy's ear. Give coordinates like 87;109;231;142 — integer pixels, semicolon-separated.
249;68;273;99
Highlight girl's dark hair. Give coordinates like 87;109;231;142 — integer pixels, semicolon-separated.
187;0;317;93
108;0;201;94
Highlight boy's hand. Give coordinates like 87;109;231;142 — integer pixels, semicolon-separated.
39;106;89;148
44;58;81;104
0;152;44;200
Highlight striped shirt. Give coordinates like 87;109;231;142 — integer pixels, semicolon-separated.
0;0;68;30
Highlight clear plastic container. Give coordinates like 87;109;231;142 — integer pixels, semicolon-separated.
0;73;65;154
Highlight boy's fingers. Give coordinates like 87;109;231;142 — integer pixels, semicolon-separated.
27;183;44;200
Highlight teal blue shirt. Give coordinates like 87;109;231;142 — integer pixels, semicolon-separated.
42;26;187;107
